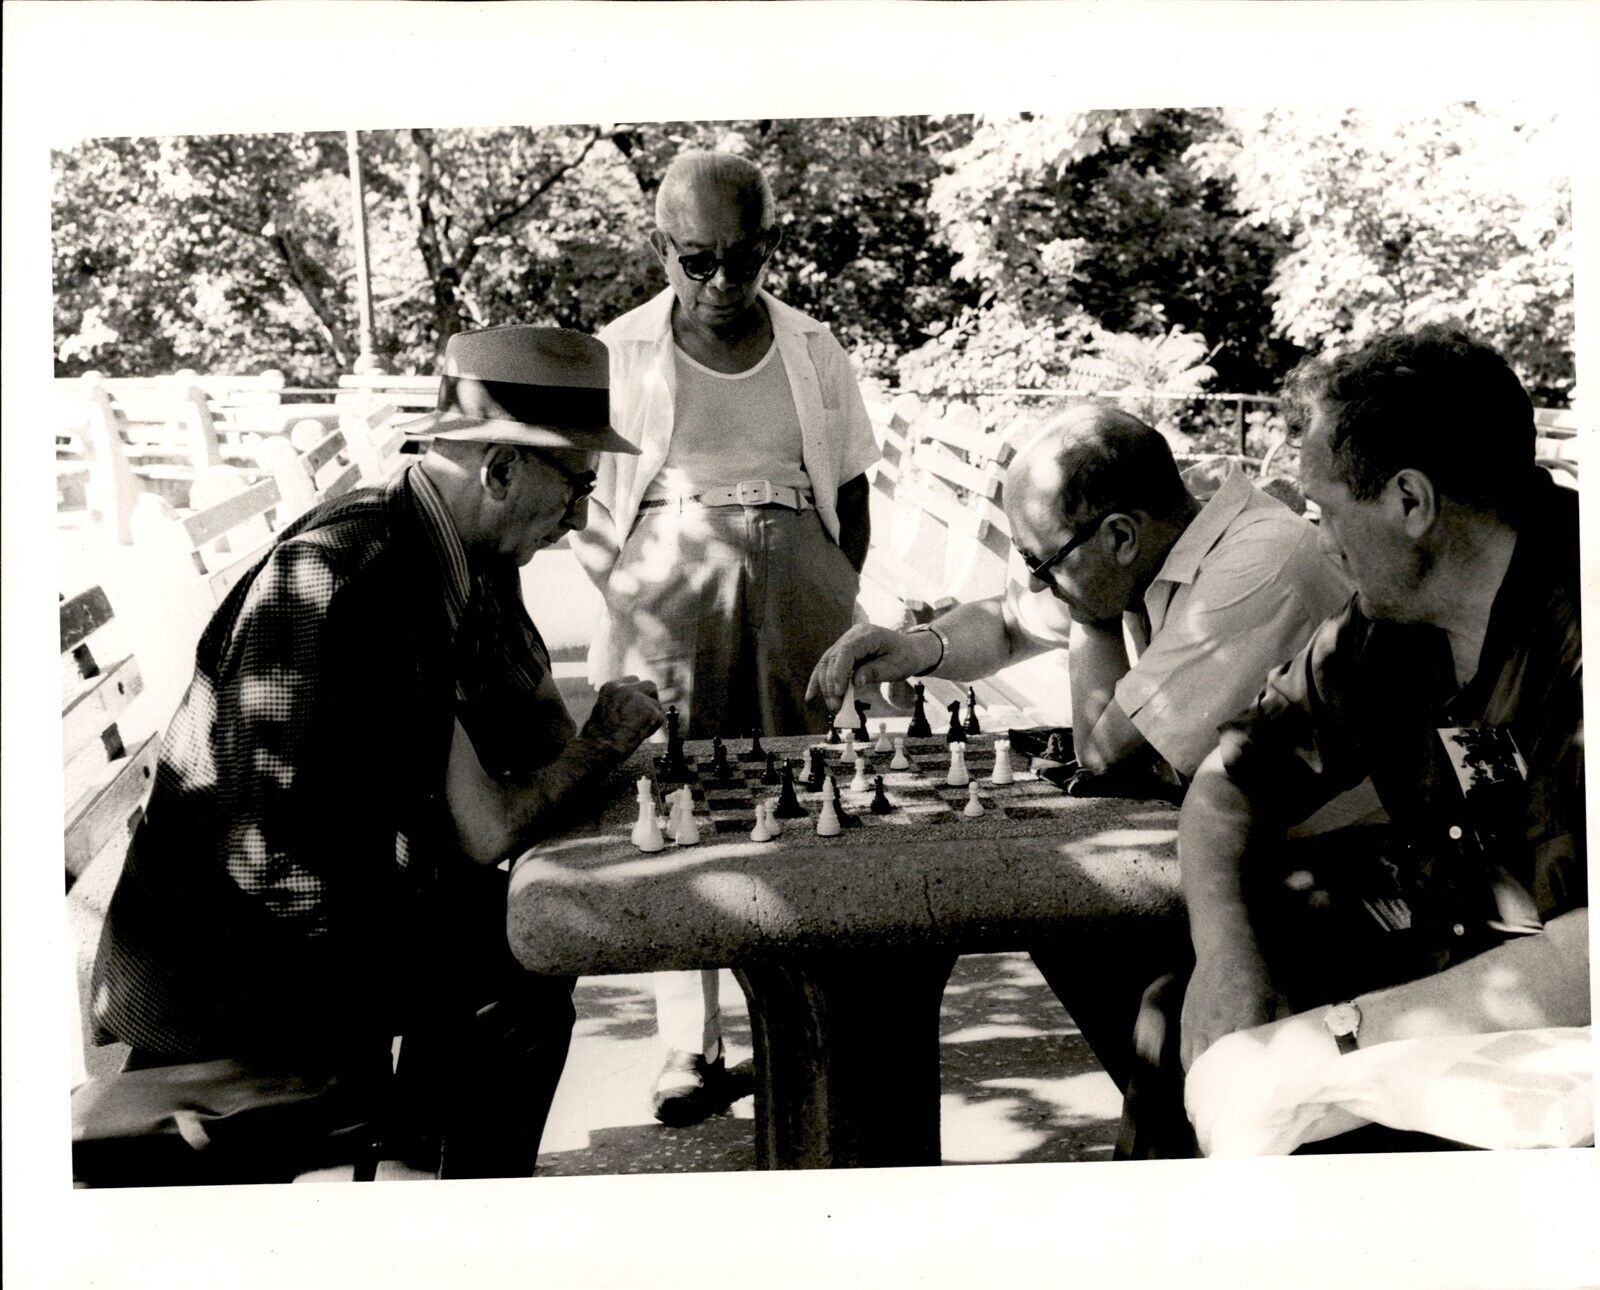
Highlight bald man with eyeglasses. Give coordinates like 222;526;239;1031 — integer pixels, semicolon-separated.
809;405;1356;1106
569;149;879;1125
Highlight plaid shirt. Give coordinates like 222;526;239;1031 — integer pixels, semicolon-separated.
92;465;564;1060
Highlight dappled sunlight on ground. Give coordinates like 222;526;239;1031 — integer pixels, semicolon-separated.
536;951;1121;1176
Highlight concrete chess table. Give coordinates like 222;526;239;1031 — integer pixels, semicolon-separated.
507;732;1180;1169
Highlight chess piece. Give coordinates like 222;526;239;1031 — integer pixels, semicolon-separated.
764;800;783;838
743;728;767;763
964;686;981;735
890;737;912;771
750;804;774;843
761;751;781;785
874;722;892;753
946;741;970;787
828;725;841;745
674;792;701;846
850;752;870;793
990;737;1015;785
819;793;844;845
853;698;872;741
656;705;693;780
711;737;732;780
631;777;665;852
945;700;965;745
1035;733;1068;771
907;683;932;738
774;762;807;819
869;775;895;814
828;774;860;828
963;782;985;818
806;746;828;792
841;729;856;760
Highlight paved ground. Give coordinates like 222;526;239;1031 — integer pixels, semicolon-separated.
537;954;1123;1176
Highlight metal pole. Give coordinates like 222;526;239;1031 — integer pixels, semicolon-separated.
347;129;380;373
1236;397;1248;457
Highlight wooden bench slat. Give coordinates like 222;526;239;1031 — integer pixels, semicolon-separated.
62;656;145;761
60;588;115;655
303;430;349;475
918;448;1001;499
905;480;988;538
181;477;282;549
320;462;363;500
63;734;159;879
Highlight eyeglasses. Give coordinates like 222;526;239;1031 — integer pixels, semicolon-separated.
1019;512;1111;588
662;233;775;284
525;451;597;508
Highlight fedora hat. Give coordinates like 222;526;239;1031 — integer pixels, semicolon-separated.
399;325;639;454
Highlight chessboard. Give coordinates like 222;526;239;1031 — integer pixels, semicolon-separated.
606;731;1097;850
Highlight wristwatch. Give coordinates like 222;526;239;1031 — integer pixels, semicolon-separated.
1323;1001;1362;1055
906;622;949;675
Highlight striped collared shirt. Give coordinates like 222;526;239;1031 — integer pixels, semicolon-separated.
406;461;472;635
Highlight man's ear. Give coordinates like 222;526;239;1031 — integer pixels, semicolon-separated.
648;229;672;266
1389;469;1438;538
764;223;784;255
480;444;520;501
1104;513;1139;566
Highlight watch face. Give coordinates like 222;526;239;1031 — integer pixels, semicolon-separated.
1325;1003;1360;1036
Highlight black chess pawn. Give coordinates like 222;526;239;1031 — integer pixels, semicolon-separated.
655;705;694;781
806;746;828;792
853;698;872;741
907;682;932;738
774;761;808;819
742;728;767;762
711;737;732;780
964;686;981;735
869;775;895;814
946;700;965;745
828;725;841;745
761;751;781;785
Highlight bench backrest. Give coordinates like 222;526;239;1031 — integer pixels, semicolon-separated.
61;587;159;886
1534;406;1582;489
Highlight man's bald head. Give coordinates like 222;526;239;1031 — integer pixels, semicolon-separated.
1006;404;1191;532
655;150;775;234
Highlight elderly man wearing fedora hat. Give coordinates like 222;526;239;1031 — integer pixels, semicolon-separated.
569;149;881;1127
87;326;663;1181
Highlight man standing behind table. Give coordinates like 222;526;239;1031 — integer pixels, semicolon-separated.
808;405;1355;1099
1178;324;1587;1156
88;327;663;1181
568;150;879;1125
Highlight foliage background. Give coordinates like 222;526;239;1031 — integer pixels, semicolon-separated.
53;105;1575;432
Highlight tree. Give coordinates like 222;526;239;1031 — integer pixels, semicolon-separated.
1189;103;1576;403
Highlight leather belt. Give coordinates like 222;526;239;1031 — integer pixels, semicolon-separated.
638;480;813;512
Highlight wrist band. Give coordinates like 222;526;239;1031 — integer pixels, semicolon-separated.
908;622;948;675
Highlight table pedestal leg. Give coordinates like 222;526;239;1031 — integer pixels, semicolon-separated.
734;948;957;1169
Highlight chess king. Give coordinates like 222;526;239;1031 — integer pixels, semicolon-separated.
807;403;1354;1101
569;149;881;1125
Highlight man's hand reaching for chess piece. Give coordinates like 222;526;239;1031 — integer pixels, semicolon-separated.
448;677;663;863
806;623;947;715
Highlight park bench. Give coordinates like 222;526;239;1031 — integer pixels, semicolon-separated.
1535;406;1582;488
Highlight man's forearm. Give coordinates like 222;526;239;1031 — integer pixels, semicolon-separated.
1179;754;1262;957
1357;907;1590;1044
926;597;1046;681
835;474;871;575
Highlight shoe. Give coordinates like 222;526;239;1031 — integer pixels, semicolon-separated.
650;1047;726;1127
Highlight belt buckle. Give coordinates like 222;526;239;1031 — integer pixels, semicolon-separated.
735;480;775;506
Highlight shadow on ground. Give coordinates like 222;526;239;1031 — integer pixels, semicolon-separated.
536;952;1121;1177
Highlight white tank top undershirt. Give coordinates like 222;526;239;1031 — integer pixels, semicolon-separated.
643;341;812;499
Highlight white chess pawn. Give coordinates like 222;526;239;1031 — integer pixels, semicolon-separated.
946;741;970;787
750;803;774;842
842;729;856;759
890;737;911;771
632;777;665;852
989;738;1015;786
850;752;870;793
963;782;985;817
673;792;701;846
815;787;842;837
764;800;783;838
874;722;892;753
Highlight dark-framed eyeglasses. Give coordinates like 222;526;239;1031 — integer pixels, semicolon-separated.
663;233;776;284
1019;512;1112;587
524;451;597;507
